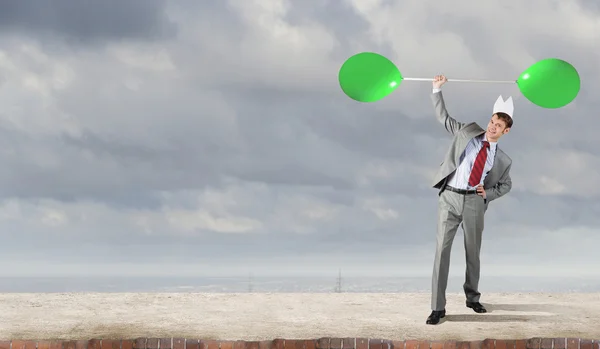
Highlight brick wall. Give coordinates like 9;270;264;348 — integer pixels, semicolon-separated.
1;338;599;349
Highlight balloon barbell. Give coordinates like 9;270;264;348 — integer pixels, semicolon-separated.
401;78;515;84
338;52;581;109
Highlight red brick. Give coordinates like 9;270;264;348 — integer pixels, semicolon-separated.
292;341;305;349
496;341;508;349
505;342;516;349
258;342;273;349
39;342;52;349
581;340;592;349
554;340;567;349
444;342;457;349
187;340;200;349
356;340;368;349
147;339;159;349
482;339;495;349
458;343;471;349
329;340;342;349
526;339;540;349
12;340;30;349
515;341;525;349
540;339;552;349
161;340;173;349
87;341;100;349
391;341;404;349
173;340;186;349
567;339;579;349
101;340;118;349
406;342;418;349
430;342;443;349
342;339;353;349
317;340;330;349
305;341;316;349
220;343;234;349
122;341;133;349
13;341;37;349
370;340;383;349
272;340;284;349
281;341;295;349
201;342;219;349
76;341;89;349
134;339;147;349
247;342;260;349
592;341;599;349
0;342;10;349
419;342;430;349
471;342;483;349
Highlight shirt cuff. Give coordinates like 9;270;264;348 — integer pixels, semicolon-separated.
432;88;441;93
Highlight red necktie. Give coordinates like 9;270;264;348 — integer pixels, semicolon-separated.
468;141;490;187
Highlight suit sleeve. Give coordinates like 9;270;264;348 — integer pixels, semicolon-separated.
431;90;466;135
485;163;512;202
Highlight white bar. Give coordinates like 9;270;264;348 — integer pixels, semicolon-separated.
402;77;516;84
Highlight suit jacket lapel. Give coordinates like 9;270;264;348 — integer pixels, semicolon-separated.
484;144;509;187
454;123;485;163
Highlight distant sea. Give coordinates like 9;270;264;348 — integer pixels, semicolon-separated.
1;276;600;292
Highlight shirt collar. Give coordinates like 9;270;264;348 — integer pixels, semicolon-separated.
482;134;497;150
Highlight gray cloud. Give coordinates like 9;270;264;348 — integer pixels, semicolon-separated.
0;0;176;44
0;0;599;281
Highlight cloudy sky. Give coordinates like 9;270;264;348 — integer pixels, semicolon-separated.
0;0;599;280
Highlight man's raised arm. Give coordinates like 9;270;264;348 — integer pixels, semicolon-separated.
430;75;466;135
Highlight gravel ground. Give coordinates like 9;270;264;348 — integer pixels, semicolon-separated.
1;292;599;340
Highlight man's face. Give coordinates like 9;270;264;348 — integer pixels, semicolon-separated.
486;114;509;141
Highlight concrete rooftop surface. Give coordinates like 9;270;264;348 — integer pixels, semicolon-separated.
0;293;599;340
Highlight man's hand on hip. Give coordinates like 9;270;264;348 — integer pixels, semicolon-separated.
476;184;486;199
433;75;447;89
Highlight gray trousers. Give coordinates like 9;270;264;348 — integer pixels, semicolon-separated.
431;189;486;311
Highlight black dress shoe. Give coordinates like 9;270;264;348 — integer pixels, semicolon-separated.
426;309;446;324
466;301;487;313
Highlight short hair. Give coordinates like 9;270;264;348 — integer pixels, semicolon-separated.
494;112;513;129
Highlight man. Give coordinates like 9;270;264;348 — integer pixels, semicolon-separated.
426;75;513;325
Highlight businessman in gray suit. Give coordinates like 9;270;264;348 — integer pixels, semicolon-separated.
426;75;513;325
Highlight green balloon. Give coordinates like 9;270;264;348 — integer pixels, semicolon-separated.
517;58;580;109
338;52;402;102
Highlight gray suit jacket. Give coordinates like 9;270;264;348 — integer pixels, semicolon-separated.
431;91;512;204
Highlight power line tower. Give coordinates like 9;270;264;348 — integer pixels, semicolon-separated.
334;268;342;293
248;272;254;292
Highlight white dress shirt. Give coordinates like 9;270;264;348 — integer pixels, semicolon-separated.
433;88;497;190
